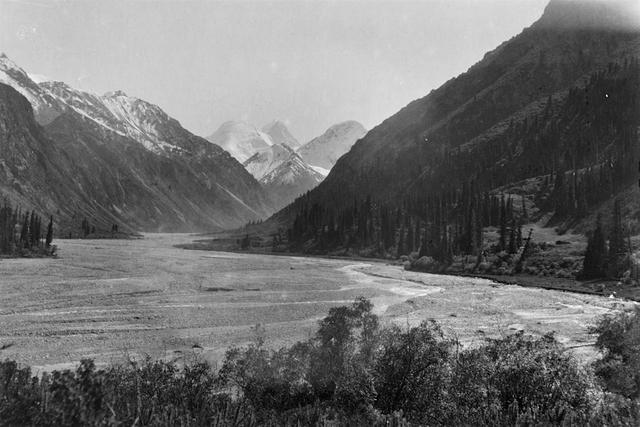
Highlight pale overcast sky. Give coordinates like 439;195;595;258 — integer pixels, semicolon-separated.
0;0;548;141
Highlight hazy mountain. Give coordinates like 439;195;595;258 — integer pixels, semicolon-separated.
0;55;274;232
271;0;640;237
261;120;301;149
297;121;366;170
206;121;273;163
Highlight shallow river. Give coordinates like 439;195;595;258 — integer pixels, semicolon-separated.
0;234;633;372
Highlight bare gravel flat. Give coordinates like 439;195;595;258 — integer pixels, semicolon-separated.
0;234;633;372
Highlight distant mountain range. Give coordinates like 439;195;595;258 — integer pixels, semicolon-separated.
207;118;366;210
0;51;367;232
0;53;274;232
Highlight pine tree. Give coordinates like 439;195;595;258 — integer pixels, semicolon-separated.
582;215;607;279
397;226;405;257
406;221;414;254
29;211;36;247
508;226;517;254
499;194;507;251
20;214;28;245
607;198;627;278
45;216;53;248
240;234;250;250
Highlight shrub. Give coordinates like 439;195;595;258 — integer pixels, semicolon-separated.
410;256;440;272
373;321;452;424
449;332;593;424
2;298;640;425
590;307;640;399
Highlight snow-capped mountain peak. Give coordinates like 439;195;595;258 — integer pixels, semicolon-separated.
261;152;323;185
0;54;189;155
0;53;63;125
39;81;185;153
243;143;295;180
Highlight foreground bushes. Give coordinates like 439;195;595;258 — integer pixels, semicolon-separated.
1;298;640;426
590;306;640;399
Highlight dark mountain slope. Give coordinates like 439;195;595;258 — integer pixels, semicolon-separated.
0;83;126;232
41;109;273;232
274;0;639;222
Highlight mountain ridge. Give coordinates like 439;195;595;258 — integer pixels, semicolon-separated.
0;55;275;232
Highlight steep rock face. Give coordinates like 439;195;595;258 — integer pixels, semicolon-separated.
297;121;366;170
0;57;274;232
270;0;639;229
206;121;273;163
261;120;301;149
260;152;325;209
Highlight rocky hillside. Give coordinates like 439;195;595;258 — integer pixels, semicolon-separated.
0;56;274;232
